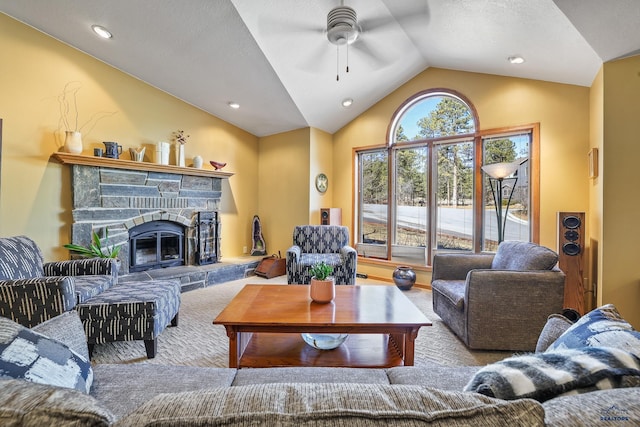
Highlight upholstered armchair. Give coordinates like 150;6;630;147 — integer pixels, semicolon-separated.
431;241;565;352
286;225;357;285
0;235;118;328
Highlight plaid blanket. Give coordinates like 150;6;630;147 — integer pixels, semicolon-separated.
464;346;640;402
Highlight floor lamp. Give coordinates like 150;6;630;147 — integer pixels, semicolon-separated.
481;161;520;243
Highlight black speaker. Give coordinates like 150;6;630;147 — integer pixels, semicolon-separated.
561;214;582;256
320;208;341;225
321;210;329;224
558;212;585;314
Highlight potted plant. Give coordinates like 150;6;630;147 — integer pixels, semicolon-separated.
64;230;122;261
309;261;335;303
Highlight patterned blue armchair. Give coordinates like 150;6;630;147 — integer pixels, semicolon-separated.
0;236;118;328
286;225;357;285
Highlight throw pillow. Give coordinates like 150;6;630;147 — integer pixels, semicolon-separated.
31;311;90;361
0;316;93;393
464;346;640;402
546;304;640;355
535;314;574;353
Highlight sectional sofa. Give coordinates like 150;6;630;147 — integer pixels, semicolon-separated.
1;300;639;426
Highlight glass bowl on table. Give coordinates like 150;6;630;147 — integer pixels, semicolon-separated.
301;333;348;350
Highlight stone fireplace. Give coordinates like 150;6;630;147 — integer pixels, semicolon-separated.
57;153;229;275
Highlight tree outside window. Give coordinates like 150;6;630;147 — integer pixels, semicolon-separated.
355;89;537;266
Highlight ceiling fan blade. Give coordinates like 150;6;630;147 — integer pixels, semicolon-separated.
359;3;430;33
258;15;324;38
298;41;333;74
352;38;390;69
358;15;397;33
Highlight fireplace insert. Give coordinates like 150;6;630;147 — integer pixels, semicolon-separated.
129;221;184;272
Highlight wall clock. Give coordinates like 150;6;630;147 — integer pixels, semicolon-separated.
315;173;328;193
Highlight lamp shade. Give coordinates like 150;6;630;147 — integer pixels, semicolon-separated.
481;161;520;179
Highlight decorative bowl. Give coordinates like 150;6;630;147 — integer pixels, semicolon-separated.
301;333;348;350
209;160;227;170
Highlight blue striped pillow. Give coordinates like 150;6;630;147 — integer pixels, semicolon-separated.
547;304;640;356
0;317;93;393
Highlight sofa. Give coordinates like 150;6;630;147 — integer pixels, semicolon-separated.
431;240;566;351
1;303;639;426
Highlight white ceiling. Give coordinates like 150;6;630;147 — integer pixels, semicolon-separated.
1;0;639;137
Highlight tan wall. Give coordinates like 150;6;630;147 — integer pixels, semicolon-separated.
257;128;311;257
589;67;604;313
309;128;334;224
0;14;259;260
333;67;591;287
600;56;640;327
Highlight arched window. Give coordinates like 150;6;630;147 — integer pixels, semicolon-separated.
355;89;538;266
391;91;476;144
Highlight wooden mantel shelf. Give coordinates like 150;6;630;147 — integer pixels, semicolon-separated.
51;152;233;179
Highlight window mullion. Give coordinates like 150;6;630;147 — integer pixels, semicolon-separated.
473;135;484;253
387;147;395;261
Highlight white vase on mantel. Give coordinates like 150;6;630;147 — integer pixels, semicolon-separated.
63;131;83;154
156;141;170;165
175;144;185;167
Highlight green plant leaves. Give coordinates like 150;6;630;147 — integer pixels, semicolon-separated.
63;230;121;259
309;261;333;280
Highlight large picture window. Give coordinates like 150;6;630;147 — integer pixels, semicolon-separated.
355;90;538;266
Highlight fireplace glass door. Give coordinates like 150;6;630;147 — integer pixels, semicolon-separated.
129;221;184;272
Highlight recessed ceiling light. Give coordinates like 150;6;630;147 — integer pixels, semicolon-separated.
342;98;353;108
508;55;525;64
228;102;240;109
91;25;112;39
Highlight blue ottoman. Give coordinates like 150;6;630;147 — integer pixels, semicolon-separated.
77;279;181;359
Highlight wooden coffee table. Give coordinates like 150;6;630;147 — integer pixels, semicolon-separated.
213;284;432;368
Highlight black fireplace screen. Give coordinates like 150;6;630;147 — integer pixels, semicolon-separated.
196;211;218;265
129;221;184;272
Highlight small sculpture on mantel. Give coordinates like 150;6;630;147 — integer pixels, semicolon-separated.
251;215;267;256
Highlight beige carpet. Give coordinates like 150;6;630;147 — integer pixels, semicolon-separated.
90;276;512;368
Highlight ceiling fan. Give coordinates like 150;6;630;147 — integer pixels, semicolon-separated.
325;2;367;80
259;1;428;80
327;1;362;81
323;1;429;81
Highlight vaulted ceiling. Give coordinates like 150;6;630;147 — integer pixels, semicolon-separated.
2;0;639;137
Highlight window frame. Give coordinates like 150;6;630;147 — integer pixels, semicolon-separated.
354;89;540;267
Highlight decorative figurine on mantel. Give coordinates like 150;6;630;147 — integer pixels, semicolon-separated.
251;215;267;256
